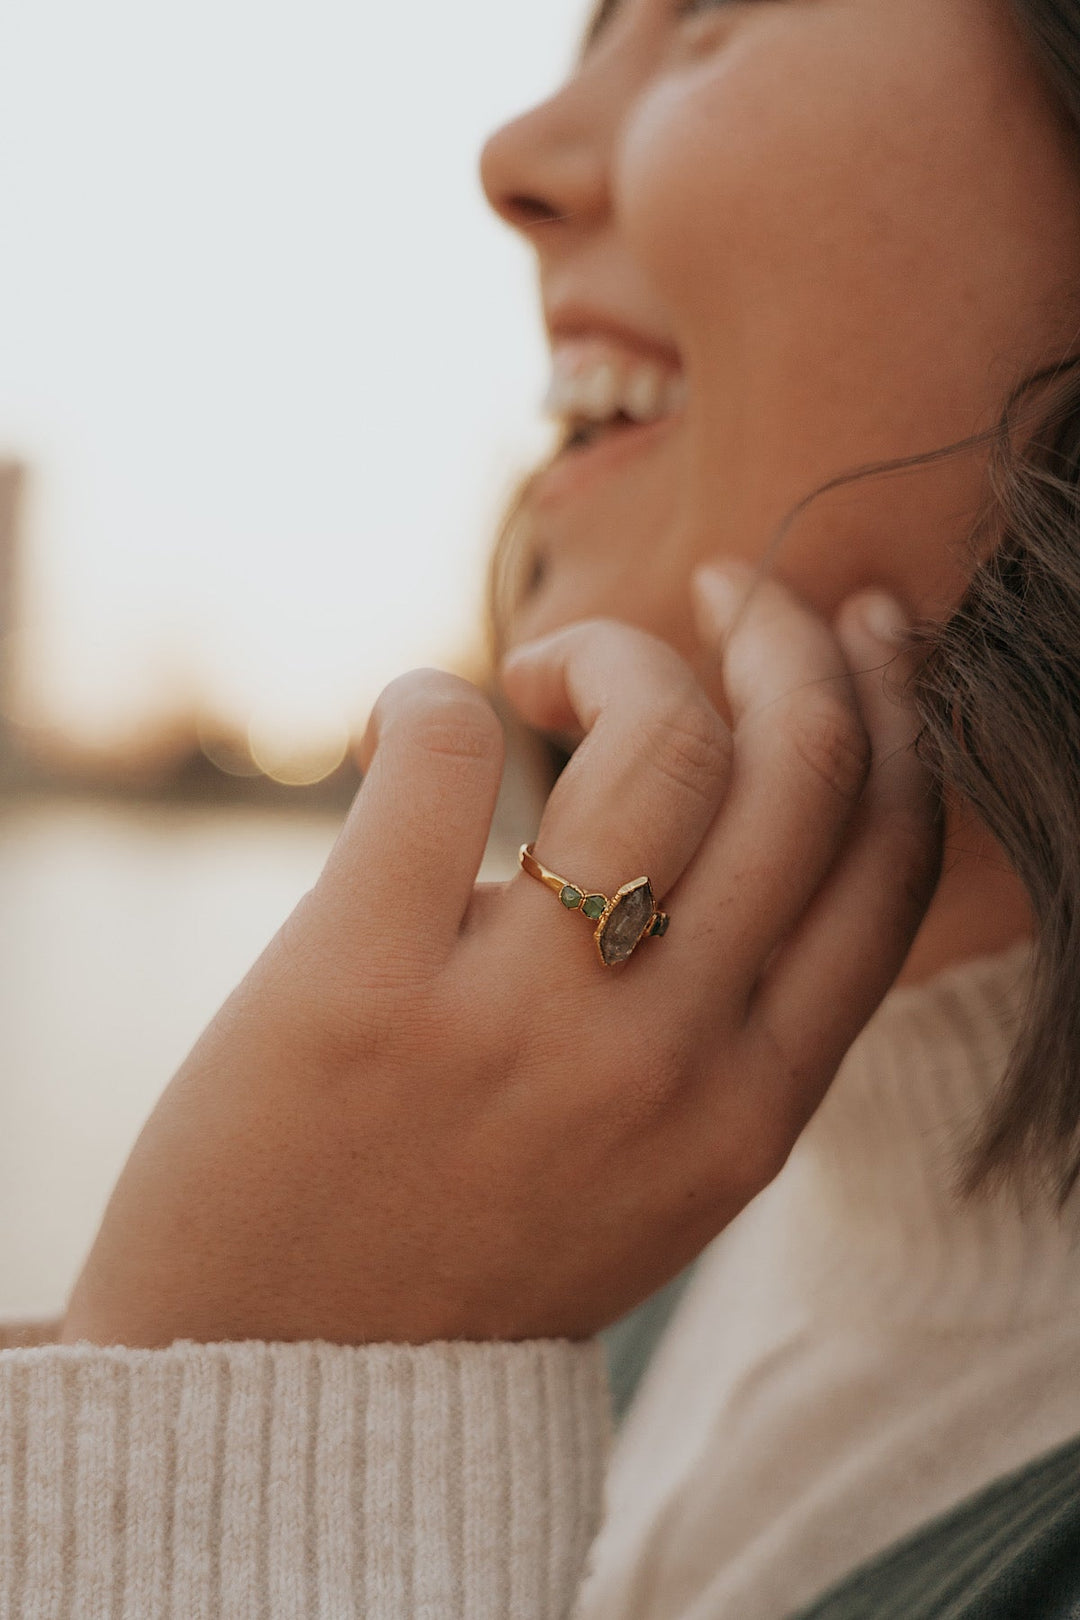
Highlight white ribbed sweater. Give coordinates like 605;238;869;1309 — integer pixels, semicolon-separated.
4;941;1080;1619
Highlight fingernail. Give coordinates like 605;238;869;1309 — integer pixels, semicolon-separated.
691;562;754;632
855;591;911;646
500;633;553;677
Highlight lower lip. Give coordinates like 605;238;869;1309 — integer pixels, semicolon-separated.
533;415;679;507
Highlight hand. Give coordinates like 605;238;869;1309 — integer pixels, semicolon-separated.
60;565;941;1348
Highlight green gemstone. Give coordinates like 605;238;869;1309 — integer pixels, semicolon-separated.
560;885;584;910
582;894;607;921
651;912;670;937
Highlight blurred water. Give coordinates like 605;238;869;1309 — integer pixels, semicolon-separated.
0;798;518;1320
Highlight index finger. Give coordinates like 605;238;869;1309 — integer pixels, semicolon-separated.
311;668;505;981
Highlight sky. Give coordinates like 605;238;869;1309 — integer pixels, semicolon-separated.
0;0;589;749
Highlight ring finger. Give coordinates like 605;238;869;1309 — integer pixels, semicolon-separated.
498;617;734;969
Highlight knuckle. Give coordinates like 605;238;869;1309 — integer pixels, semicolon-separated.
642;699;733;805
788;697;870;802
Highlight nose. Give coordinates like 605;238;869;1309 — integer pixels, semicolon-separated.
479;76;609;239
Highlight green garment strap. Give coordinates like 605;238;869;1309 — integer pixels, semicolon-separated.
600;1262;699;1427
788;1427;1080;1619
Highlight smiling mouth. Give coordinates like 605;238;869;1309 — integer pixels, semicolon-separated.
543;338;687;454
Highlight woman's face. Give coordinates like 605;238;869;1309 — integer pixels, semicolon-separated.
481;0;1080;694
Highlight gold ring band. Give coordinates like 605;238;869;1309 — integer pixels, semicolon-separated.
518;842;670;968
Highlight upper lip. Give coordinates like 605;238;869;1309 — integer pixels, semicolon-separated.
545;302;684;371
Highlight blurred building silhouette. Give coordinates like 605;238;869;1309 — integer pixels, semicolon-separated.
0;460;24;785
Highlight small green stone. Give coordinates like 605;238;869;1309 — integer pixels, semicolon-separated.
651;912;670;937
582;894;607;921
560;885;584;910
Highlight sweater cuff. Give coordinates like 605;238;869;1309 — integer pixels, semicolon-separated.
0;1336;612;1618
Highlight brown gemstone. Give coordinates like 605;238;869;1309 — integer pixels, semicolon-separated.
597;879;655;966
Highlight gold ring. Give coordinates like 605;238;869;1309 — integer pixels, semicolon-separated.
518;842;670;968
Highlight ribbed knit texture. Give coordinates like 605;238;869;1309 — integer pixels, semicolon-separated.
0;1336;610;1619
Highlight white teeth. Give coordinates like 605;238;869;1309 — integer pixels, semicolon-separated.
543;346;686;431
580;362;618;421
624;365;664;423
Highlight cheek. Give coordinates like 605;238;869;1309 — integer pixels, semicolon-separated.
620;54;938;323
614;10;1077;374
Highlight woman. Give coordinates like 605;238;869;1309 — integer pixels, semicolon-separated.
4;0;1080;1614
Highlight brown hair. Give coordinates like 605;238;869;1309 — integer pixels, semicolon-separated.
915;0;1080;1200
483;0;1080;1202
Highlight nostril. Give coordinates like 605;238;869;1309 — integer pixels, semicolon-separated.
501;194;566;230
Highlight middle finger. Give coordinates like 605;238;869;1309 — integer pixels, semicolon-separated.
670;563;870;997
